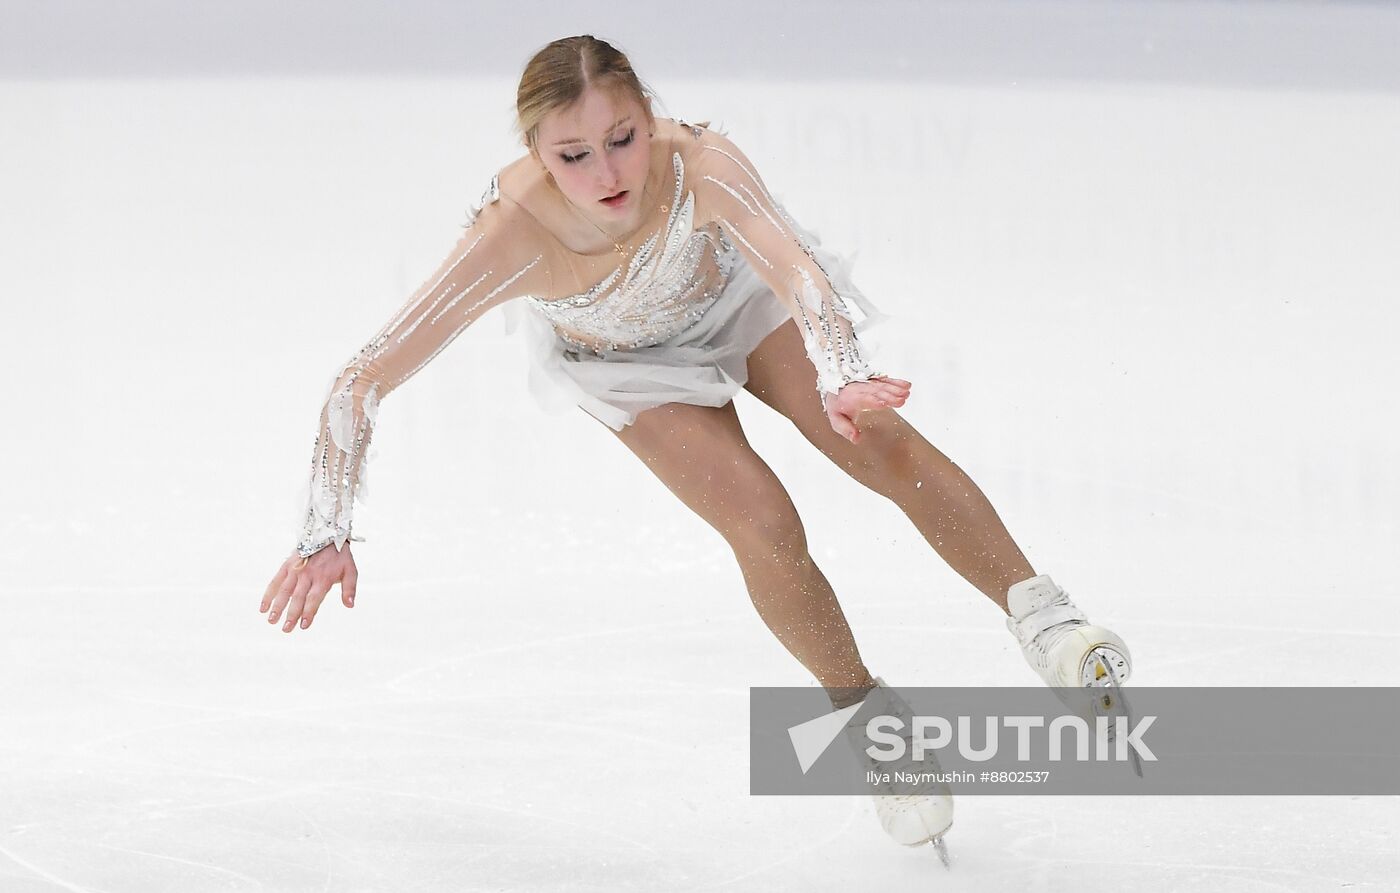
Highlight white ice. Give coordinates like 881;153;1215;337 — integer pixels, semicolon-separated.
2;1;1398;890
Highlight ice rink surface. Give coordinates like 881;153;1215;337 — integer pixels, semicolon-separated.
3;1;1398;889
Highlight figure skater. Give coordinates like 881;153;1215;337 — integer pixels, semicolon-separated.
258;35;1133;862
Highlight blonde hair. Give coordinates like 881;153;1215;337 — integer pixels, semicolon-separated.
516;36;664;160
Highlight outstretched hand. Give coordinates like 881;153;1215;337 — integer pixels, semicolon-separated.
823;375;912;444
260;543;358;633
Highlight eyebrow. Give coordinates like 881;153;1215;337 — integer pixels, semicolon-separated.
551;116;632;147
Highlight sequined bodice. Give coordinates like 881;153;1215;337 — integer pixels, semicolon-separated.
292;118;883;559
524;151;741;355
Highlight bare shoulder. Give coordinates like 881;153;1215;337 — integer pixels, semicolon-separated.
454;157;556;259
680;120;760;179
486;155;550;228
674;117;732;156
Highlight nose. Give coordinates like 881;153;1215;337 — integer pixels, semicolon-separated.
598;158;621;193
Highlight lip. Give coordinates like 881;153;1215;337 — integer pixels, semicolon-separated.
600;190;629;206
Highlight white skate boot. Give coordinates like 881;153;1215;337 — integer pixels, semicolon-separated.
841;676;953;867
1006;574;1135;742
1006;574;1131;689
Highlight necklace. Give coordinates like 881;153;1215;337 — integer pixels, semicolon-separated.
557;176;652;262
544;131;674;262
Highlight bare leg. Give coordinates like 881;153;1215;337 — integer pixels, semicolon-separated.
602;399;876;707
744;320;1036;615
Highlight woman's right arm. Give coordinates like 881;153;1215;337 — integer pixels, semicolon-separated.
294;176;551;559
262;176;552;633
294;181;552;564
263;176;551;629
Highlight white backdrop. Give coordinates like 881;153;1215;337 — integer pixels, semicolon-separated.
2;1;1397;890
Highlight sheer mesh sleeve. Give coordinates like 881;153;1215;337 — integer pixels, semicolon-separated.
691;128;882;399
294;177;551;558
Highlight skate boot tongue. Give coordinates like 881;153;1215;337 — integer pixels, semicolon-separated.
843;679;948;776
840;677;955;855
1007;574;1086;636
1007;574;1074;620
849;676;901;716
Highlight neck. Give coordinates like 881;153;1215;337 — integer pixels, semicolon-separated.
592;183;648;241
562;132;664;244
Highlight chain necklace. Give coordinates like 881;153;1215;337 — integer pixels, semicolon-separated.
550;133;670;263
557;177;653;263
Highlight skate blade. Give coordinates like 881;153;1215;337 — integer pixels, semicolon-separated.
929;834;951;869
895;809;952;867
1083;647;1143;779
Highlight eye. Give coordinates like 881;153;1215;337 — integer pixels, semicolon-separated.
559;129;635;165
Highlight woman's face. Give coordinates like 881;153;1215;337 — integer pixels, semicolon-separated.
532;86;655;234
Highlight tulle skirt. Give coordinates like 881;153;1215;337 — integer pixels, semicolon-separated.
499;228;891;431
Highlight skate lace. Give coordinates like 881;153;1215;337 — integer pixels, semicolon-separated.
846;703;946;797
1006;594;1088;673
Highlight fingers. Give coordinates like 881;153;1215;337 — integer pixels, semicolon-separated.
342;562;358;608
872;381;910;402
853;386;907;411
870;386;908;408
260;563;288;614
267;564;309;628
829;409;861;444
279;573;314;633
295;577;333;631
264;548;357;634
267;565;297;625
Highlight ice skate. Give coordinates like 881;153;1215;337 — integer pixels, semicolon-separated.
1005;574;1141;774
841;676;954;867
1006;574;1132;691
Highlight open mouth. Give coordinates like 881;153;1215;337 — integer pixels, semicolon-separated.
600;190;628;206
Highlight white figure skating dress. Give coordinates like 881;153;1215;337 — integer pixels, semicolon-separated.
294;119;892;557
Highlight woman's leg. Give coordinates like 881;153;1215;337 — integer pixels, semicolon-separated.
601;399;876;707
743;320;1036;615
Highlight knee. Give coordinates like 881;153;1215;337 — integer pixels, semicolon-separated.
720;485;808;559
845;410;921;477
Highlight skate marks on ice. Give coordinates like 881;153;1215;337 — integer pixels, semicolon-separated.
379;616;717;695
1135;621;1397;685
11;579;1393;892
5;627;1396;888
0;765;695;892
0;840;113;893
981;796;1397;892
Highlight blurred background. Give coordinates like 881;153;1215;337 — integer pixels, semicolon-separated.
2;1;1397;890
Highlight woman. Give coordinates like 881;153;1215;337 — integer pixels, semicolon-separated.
258;35;1132;859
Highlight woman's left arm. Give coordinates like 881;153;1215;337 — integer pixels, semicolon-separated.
691;128;909;442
